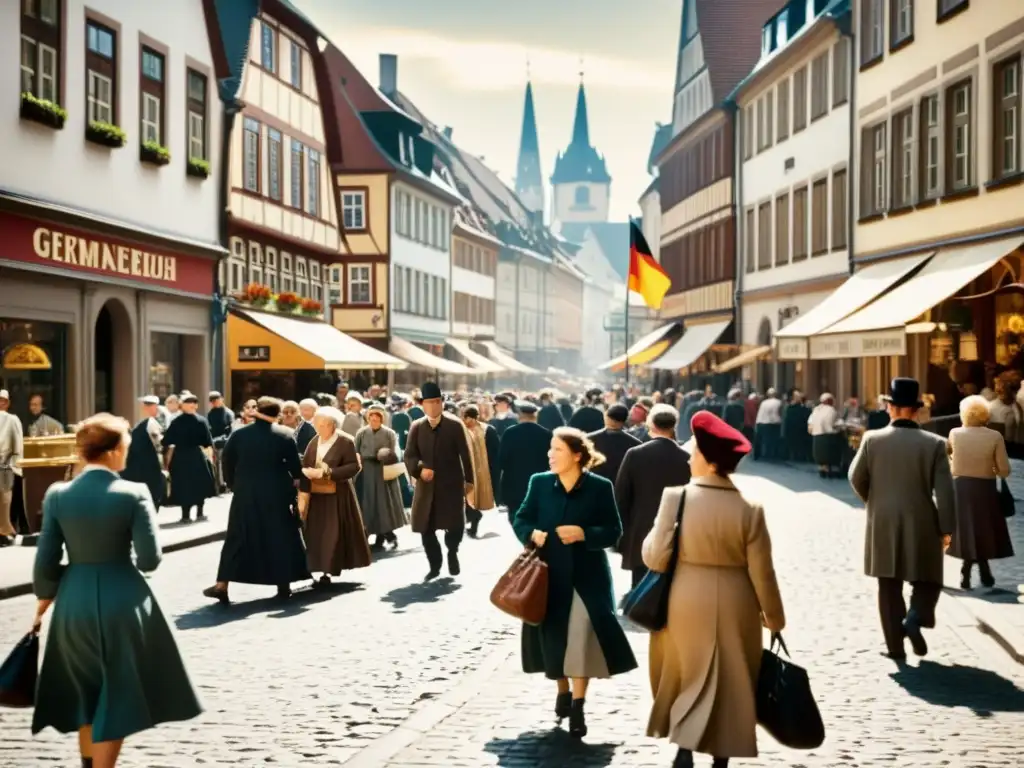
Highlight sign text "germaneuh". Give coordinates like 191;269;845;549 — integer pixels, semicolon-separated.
32;227;177;283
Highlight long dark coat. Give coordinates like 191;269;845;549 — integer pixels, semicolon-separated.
390;411;412;451
163;412;215;507
484;423;501;503
588;427;641;486
488;413;518;440
615;437;692;571
539;403;565;432
294;420;317;454
122;418;164;507
722;401;745;432
497;421;551;516
782;402;813;462
569;405;605;434
217;421;309;585
404;414;474;533
848;420;956;584
511;471;638;679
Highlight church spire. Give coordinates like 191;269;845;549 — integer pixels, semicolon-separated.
570;76;590;148
515;78;544;218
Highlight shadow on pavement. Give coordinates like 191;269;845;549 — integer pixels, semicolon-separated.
381;577;461;611
484;729;618;765
889;660;1024;716
372;546;420;563
174;581;362;630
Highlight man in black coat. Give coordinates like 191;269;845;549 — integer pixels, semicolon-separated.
207;390;234;493
488;393;518;440
537;391;565;432
294;398;318;454
615;404;691;589
122;395;166;509
588;403;640;486
568;387;605;434
497;401;551;521
203;397;308;603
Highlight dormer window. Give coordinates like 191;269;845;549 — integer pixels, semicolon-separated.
408;135;416;166
398;132;406;164
761;25;772;57
776;10;788;45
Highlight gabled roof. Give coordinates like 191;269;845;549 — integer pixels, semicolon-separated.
203;0;261;102
693;0;787;104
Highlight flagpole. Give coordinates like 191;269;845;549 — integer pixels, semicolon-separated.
624;216;631;389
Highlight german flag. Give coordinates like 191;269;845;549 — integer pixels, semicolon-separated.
628;220;671;310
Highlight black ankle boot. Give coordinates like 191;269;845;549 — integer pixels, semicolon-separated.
82;758;93;768
960;561;973;590
979;560;995;588
672;748;694;768
568;698;587;738
712;758;730;768
554;691;571;721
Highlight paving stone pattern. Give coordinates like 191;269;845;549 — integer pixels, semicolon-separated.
1;469;1023;766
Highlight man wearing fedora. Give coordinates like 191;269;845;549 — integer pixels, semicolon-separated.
404;382;475;580
849;377;956;660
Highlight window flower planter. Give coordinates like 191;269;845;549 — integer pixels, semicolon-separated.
140;140;170;166
20;93;66;130
187;157;210;179
85;121;127;148
275;291;301;313
301;298;323;317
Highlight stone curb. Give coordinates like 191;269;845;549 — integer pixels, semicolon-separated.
0;529;227;602
341;636;518;767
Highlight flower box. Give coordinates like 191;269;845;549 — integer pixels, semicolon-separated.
241;283;272;306
301;298;323;317
20;93;66;130
85;121;126;148
187;157;210;179
275;291;301;312
140;140;170;166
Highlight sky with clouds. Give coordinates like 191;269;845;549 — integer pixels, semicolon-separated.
293;0;682;222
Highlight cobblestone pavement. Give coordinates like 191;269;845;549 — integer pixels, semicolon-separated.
2;468;1024;767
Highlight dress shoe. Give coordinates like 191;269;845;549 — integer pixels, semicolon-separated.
424;568;441;582
276;585;292;600
880;650;907;662
568;698;587;739
902;616;928;656
979;562;995;589
202;585;229;603
554;691;571;722
0;535;14;548
447;551;461;576
672;749;695;768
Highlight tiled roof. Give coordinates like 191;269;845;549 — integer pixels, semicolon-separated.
696;0;787;104
206;0;260;103
320;45;393;173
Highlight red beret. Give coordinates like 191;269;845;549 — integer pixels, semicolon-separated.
691;411;751;472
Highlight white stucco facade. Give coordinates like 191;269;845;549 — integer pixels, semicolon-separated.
495;255;545;359
4;0;221;245
736;12;852;348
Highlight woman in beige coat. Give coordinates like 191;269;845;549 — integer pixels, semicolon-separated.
642;411;785;768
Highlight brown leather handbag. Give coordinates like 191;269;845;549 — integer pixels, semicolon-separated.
309;470;336;494
490;545;548;626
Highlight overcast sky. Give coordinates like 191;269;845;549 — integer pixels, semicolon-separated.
293;0;681;221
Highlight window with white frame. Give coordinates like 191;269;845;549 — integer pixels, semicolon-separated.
187;69;207;160
348;265;371;304
440;210;448;250
260;21;276;73
86;21;116;124
265;246;278;293
861;0;884;64
248;242;263;285
310;261;320;281
395;267;404;311
295;256;307;279
268;128;282;201
290;139;304;209
289;39;301;89
20;21;59;105
229;237;246;292
413;272;421;314
995;57;1020;178
342;190;366;230
919;94;940;198
890;0;913;48
892;110;914;208
403;266;412;310
396;191;409;235
141;93;160;143
87;71;113;125
243;117;260;192
948;81;972;190
306;148;320;216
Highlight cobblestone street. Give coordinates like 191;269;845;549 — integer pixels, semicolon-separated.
1;466;1023;766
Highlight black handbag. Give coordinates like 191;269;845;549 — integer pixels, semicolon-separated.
998;478;1016;518
622;489;685;631
756;633;825;750
0;631;39;708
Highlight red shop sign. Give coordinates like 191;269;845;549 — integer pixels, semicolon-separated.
0;210;215;295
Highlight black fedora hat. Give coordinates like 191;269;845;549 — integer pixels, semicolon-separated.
888;377;922;408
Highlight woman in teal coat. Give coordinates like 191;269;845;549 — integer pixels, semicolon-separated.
30;414;201;767
511;427;638;740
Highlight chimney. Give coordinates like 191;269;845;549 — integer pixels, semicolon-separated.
442;126;453;140
379;54;397;96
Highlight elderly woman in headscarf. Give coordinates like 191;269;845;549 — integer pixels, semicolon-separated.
354;402;407;551
808;393;842;478
297;406;371;587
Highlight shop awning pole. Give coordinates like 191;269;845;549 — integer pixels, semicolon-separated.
623;217;631;388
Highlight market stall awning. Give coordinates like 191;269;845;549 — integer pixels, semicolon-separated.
713;345;772;374
598;321;679;370
228;309;407;370
649;320;731;370
446;338;504;374
810;236;1022;360
389;336;476;375
773;254;932;360
480;341;538;374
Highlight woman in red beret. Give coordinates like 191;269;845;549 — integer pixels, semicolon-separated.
642;411;786;768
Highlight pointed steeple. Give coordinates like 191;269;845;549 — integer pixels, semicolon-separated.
570;82;590;149
515;80;545;218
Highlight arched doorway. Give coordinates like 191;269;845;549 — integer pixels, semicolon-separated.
94;299;133;417
757;317;772;391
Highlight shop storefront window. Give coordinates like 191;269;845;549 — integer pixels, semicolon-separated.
0;319;67;426
995;292;1024;367
151;332;184;399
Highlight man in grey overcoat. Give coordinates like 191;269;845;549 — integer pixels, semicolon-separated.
848;377;956;660
405;382;475;581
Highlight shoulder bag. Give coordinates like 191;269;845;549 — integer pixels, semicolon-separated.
622;489;685;632
998;476;1016;517
756;632;825;749
490;543;548;626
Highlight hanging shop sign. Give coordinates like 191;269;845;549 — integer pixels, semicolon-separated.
1;343;52;370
